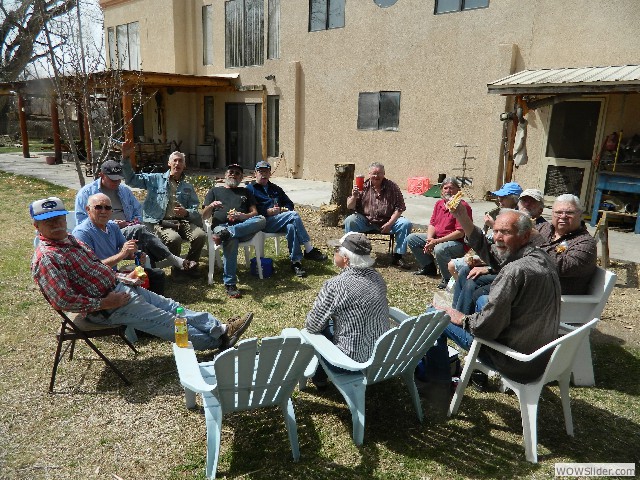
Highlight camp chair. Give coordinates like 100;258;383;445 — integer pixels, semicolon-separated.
448;318;600;463
172;330;314;480
263;231;287;256
300;309;449;445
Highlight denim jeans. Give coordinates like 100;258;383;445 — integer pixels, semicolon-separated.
475;294;489;312
263;211;310;262
121;223;173;264
424;322;476;383
452;264;496;314
343;213;411;255
87;282;225;351
406;233;466;281
215;215;267;286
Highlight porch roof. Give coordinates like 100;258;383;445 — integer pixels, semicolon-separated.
488;65;640;95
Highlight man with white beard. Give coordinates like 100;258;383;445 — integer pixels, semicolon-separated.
425;207;561;385
202;164;266;298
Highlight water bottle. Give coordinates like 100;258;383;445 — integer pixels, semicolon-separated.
174;306;189;348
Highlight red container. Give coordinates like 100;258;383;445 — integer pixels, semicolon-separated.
355;175;365;191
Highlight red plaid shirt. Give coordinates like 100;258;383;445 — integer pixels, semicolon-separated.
32;234;117;314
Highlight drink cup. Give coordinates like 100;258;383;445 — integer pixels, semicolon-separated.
355;175;365;191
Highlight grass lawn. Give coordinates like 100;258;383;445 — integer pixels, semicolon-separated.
0;171;638;479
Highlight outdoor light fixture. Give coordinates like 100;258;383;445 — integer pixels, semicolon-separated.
265;74;276;81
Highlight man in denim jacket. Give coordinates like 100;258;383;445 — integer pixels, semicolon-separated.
122;147;206;272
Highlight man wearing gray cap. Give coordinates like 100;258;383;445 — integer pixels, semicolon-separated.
305;232;389;388
75;159;197;272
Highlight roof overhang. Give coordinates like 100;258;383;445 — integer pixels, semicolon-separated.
488;65;640;96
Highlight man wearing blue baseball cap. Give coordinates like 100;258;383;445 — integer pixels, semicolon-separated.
245;160;327;278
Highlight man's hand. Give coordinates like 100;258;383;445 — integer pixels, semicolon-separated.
433;304;465;326
120;239;138;259
380;222;392;234
121;141;135;159
174;205;188;218
100;291;131;310
467;266;490;279
423;237;438;253
267;206;282;216
484;214;495;228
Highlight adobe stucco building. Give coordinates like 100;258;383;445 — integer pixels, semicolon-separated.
100;0;640;212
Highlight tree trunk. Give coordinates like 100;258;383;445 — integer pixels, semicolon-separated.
319;204;340;227
329;162;355;217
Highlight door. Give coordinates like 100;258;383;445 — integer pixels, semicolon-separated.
540;98;605;208
225;103;261;168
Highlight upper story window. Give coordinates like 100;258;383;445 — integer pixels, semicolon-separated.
203;5;213;65
435;0;489;14
225;0;264;68
107;21;140;70
309;0;345;32
267;0;280;59
357;92;400;131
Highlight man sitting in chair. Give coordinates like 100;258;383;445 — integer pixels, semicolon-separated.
245;160;327;278
305;233;389;388
31;196;253;351
202;164;266;299
425;206;561;386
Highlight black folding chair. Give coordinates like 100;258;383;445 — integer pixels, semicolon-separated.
364;232;395;253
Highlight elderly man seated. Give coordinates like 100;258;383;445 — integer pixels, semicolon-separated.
31;197;253;351
305;233;390;389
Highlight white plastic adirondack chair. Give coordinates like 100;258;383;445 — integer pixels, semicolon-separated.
300;309;450;446
560;267;616;386
448;318;600;463
172;331;315;480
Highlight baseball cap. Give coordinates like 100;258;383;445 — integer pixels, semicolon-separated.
328;232;372;256
492;182;523;197
100;160;124;180
227;164;243;172
519;188;544;202
30;197;68;221
255;161;271;170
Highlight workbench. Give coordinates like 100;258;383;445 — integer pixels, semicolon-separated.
590;171;640;234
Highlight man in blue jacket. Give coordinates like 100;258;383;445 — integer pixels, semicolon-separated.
75;160;196;272
245;161;327;277
121;147;206;273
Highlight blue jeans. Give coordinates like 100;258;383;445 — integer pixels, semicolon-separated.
121;224;173;264
452;265;496;314
475;294;489;312
406;233;466;281
264;211;310;262
425;322;475;383
343;213;411;255
215;216;267;286
87;283;225;351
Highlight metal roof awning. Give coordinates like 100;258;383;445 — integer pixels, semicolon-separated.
488;65;640;95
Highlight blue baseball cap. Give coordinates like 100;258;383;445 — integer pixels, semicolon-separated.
492;182;523;197
30;197;68;221
255;161;271;170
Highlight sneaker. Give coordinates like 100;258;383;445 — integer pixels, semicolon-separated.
437;278;448;289
304;247;328;262
392;257;411;269
220;312;254;349
413;263;438;276
291;262;307;278
225;284;242;298
212;228;231;245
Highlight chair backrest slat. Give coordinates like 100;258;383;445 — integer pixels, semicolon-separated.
542;318;599;382
560;268;616;324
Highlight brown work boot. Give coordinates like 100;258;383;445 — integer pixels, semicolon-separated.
220;312;254;349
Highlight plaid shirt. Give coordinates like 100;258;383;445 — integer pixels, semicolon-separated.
306;267;389;362
32;234;117;314
355;178;406;227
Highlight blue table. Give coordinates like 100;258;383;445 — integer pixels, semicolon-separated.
590;171;640;234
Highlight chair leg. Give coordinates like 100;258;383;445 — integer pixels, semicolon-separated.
448;340;481;416
333;380;367;446
401;369;424;422
274;236;281;256
49;326;67;393
558;372;574;436
516;384;543;463
203;397;223;480
570;337;595;386
281;399;301;461
77;335;132;386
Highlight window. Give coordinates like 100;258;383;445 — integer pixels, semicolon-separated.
309;0;345;32
202;5;213;65
374;0;398;7
107;22;140;69
546;101;601;160
225;0;264;68
267;0;280;59
267;96;279;157
357;92;400;131
435;0;489;14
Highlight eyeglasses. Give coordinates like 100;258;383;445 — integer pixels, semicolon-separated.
91;205;113;211
333;245;342;253
552;210;577;218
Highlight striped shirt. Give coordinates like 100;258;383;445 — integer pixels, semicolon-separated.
306;267;389;362
32;234;117;314
355;178;406;227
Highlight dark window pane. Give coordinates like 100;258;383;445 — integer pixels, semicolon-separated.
379;92;400;130
463;0;489;10
267;96;279;157
309;0;327;32
358;93;380;130
546;101;601;160
435;0;461;13
328;0;345;29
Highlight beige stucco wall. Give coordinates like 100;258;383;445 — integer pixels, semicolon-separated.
101;0;640;199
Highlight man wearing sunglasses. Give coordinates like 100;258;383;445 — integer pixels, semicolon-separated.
75;160;197;273
202;164;266;298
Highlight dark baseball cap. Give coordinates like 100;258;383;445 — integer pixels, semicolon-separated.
328;232;372;256
227;164;243;173
100;160;124;180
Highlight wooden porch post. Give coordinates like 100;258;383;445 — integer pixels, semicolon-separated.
17;94;30;158
77;105;85;147
83;109;92;171
261;87;267;161
50;97;62;163
122;93;136;167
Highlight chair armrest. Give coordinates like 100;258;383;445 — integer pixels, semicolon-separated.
473;336;560;363
299;329;370;371
172;343;216;394
561;294;600;304
280;327;302;338
389;306;411;326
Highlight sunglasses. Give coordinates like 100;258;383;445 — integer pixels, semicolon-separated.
92;205;113;211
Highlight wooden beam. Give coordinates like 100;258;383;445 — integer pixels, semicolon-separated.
17;95;30;159
122;93;136;167
262;88;267;161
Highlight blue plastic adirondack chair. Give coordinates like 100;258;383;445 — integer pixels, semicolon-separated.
300;309;450;446
172;331;314;480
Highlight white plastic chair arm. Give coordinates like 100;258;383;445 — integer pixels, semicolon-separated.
561;294;600;304
389;306;411;326
300;329;370;371
280;327;303;338
172;343;216;394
